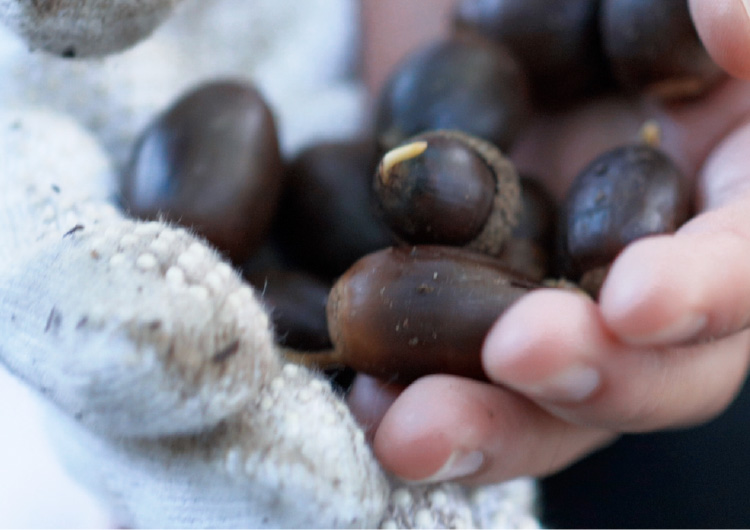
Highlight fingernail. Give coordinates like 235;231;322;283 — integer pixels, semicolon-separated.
410;450;485;484
742;0;750;19
519;363;601;403
624;312;707;346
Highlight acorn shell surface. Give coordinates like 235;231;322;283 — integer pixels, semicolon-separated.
564;144;689;275
454;0;607;106
276;139;395;279
327;245;533;383
121;80;283;264
374;37;530;152
600;0;724;99
245;269;332;351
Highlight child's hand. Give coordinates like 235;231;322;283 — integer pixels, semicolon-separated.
351;0;750;485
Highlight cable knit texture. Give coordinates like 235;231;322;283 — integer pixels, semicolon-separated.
0;1;540;527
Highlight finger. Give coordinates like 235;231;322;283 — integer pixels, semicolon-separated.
646;77;750;188
698;116;750;211
600;228;750;344
690;0;750;80
347;374;404;441
601;120;750;345
372;374;613;484
483;289;750;431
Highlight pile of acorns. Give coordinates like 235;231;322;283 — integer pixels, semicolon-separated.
119;0;717;387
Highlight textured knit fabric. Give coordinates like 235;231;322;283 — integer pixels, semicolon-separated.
0;1;540;527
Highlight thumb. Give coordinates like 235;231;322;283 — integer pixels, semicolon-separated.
690;0;750;80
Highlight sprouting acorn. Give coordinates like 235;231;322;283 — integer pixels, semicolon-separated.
374;129;521;258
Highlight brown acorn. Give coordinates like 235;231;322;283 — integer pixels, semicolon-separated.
513;176;557;244
563;143;690;295
374;36;530;152
120;80;283;264
245;269;332;352
286;246;535;384
275;139;395;280
497;175;558;281
374;129;521;257
600;0;724;100
453;0;609;107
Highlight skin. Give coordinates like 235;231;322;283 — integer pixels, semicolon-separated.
352;0;750;485
359;0;456;97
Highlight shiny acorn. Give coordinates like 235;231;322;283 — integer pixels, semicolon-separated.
275;139;395;280
120;80;283;264
453;0;608;107
245;269;332;352
286;246;535;384
563;143;690;287
497;175;558;281
374;129;521;257
600;0;724;100
511;176;557;247
374;36;530;152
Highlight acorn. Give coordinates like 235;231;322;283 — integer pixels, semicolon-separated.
511;176;557;248
120;80;283;264
496;175;558;281
453;0;609;107
374;129;521;257
286;246;535;384
374;36;530;152
563;143;690;296
600;0;724;100
245;269;332;352
240;236;293;278
275;139;395;280
245;266;356;394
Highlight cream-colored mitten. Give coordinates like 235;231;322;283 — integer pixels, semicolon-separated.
0;108;389;528
0;106;539;529
0;1;541;528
